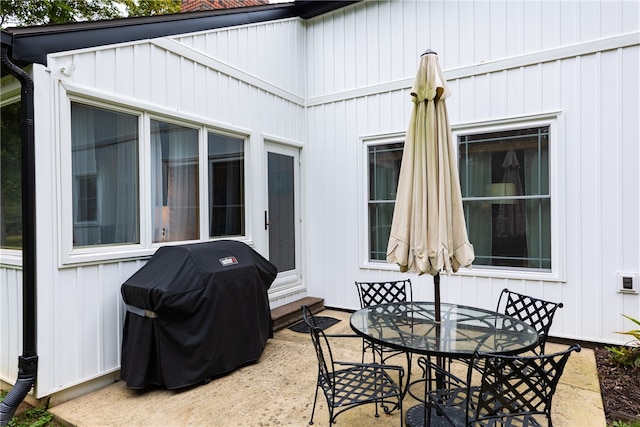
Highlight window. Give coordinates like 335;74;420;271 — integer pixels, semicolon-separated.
71;103;139;247
65;97;249;261
0;100;22;249
458;126;551;270
151;120;199;243
368;142;403;261
208;133;245;237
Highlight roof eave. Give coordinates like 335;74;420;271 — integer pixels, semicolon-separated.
1;1;359;66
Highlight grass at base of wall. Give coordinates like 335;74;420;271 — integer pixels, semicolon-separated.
0;390;64;427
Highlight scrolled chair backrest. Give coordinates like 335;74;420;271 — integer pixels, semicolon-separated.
497;288;564;353
301;305;334;385
355;279;413;308
472;344;581;424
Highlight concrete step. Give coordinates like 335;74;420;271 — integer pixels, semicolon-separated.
271;297;324;331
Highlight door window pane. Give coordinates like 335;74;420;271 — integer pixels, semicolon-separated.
1;101;22;249
368;143;403;261
208;133;245;237
151;120;199;242
268;152;295;272
459;126;551;269
71;103;139;247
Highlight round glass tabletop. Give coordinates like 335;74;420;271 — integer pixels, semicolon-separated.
350;301;539;358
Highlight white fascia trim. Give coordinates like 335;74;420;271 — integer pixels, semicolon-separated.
151;38;305;107
450;110;564;131
306;32;640;107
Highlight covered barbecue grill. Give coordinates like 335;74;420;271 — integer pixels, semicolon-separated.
120;240;277;389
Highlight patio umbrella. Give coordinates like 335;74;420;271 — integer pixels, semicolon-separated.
386;50;474;321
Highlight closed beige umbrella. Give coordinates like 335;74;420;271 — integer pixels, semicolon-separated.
386;50;474;321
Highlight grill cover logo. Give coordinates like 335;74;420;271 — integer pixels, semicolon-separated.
219;256;238;266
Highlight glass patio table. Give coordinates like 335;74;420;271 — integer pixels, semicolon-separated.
350;301;539;426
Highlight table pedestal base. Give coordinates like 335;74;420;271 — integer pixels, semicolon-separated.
406;404;451;427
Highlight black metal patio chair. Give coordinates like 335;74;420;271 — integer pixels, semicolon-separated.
301;305;404;426
497;288;564;355
355;279;413;364
419;344;580;426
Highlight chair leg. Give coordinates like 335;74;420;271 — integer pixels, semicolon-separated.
373;366;381;418
309;383;320;425
361;338;367;364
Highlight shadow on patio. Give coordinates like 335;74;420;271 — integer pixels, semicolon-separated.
49;308;605;426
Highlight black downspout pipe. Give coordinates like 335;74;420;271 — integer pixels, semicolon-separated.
0;44;38;426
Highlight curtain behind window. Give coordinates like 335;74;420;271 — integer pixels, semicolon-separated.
464;150;492;264
525;147;551;268
368;143;403;261
459;127;550;269
151;120;199;242
71;103;139;246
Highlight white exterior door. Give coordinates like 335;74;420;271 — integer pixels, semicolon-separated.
264;142;302;296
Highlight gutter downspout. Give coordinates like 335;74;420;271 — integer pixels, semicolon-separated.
0;43;38;426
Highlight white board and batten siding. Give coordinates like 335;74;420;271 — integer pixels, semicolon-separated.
1;19;308;399
303;0;640;346
1;0;639;402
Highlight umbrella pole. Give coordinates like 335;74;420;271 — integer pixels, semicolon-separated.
433;272;445;392
434;272;441;322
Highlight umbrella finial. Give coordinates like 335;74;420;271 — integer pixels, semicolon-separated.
421;49;437;56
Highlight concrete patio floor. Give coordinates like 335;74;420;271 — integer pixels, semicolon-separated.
49;308;606;426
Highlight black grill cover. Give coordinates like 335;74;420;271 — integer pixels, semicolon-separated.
120;240;277;389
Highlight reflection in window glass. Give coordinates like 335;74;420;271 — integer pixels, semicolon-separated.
1;101;22;249
151;120;199;242
458;126;550;270
76;174;97;222
71;103;139;247
368;143;403;261
208;133;244;237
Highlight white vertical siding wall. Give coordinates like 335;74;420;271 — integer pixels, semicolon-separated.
175;19;306;97
0;268;22;385
1;19;308;398
2;0;639;401
307;0;638;97
304;0;640;345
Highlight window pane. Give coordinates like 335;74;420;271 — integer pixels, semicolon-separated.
76;174;97;222
268;152;295;272
368;143;403;261
369;201;395;261
208;133;245;237
151;120;199;242
71;103;139;247
459;126;550;270
1;101;22;249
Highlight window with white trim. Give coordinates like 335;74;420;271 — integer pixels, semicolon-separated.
150;119;199;243
458;126;551;270
367;141;403;262
71;103;140;247
365;116;558;276
69;101;247;252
